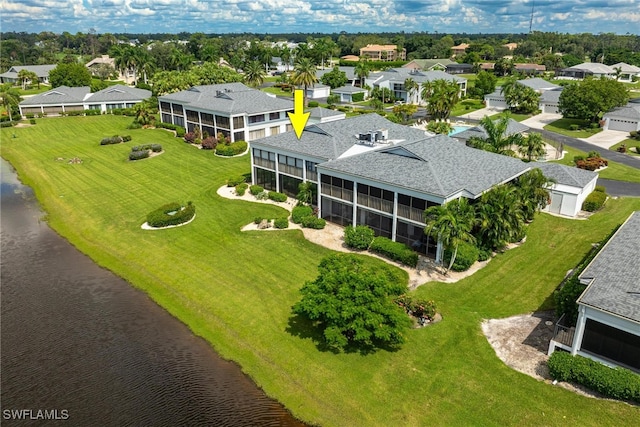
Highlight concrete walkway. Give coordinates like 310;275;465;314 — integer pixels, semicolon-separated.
457;106;505;120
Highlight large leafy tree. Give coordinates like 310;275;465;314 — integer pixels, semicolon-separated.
243;61;266;88
501;77;540;114
474;70;497;97
291;57;318;106
49;63;92;87
292;254;410;352
424;198;476;273
421;79;461;120
558;77;629;123
467;113;522;157
0;83;22;122
320;66;347;89
152;62;242;95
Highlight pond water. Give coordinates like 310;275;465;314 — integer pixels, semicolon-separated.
0;158;305;426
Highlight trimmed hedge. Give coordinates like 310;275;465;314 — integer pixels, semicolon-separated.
0;121;15;128
146;202;196;228
443;241;479;272
344;225;375;250
370;237;418;268
582;190;607;212
227;176;246;187
548;351;640;403
351;92;365;102
216;140;248;157
235;182;248;196
268;191;288;202
156;122;186;137
274;217;289;229
129;150;150;161
249;185;264;196
301;215;326;229
291;205;313;224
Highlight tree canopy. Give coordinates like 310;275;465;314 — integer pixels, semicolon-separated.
320;66;348;89
558;78;629;123
49;63;92;88
292;254;410;352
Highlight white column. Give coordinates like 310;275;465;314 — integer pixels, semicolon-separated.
571;305;588;355
391;191;398;241
352;182;358;226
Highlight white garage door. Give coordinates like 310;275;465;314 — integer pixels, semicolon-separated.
485;97;508;109
607;118;638;132
543;103;559;114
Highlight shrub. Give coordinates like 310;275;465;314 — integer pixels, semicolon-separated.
268;191;288;202
201;136;217;150
235;182;248;196
569;124;580;131
25;113;35;119
589;122;599;129
127;121;142;129
129;150;150;161
29;118;36;125
477;247;492;262
85;109;101;116
0;121;15;128
344;225;375;250
630;131;638;139
301;215;326;229
351;92;365;102
249;185;264;196
370;237;419;268
254;217;263;224
100;135;123;145
184;132;197;144
395;294;437;321
548;351;640;403
587;150;601;159
274;217;289;229
443;241;479;272
594;185;606;193
255;191;269;200
175;126;186;138
291;205;313;224
216;140;248;156
146;202;196;228
122;135;132;142
582;190;607;212
573;155;585;163
227;176;245;187
151;144;162;152
307;101;319;107
576;157;607;171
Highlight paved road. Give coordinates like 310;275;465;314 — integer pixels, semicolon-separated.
597;179;640;197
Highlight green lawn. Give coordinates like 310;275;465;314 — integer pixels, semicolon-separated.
2;116;640;427
261;86;294;98
544;118;602;138
550;144;640;183
610;140;640;157
487;111;532;122
450;98;484;117
17;85;52;96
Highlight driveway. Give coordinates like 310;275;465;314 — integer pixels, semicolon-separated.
457;107;505;120
579;129;629;150
520;113;562;130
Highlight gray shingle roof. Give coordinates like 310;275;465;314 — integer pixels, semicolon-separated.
603;103;640;120
532;162;597;188
563;62;615;74
451;118;529;142
332;85;367;94
318;134;531;199
19;86;91;106
0;64;57;79
369;68;466;86
578;211;640;323
518;78;559;91
403;59;455;70
611;62;640;73
250;113;427;161
308;107;345;119
159;83;292;115
87;85;151;102
540;88;562;103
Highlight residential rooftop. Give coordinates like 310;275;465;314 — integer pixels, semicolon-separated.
578;211;640;323
532;162;598;188
450;118;529;142
19;86;91;105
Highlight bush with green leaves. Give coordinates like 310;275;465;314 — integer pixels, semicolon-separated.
395;294;437;322
548;351;640;403
582;190;607;212
249;185;264;196
274;217;289;229
129;150;150;161
85;109;101;116
255;191;269;200
292;253;411;352
443;241;479;272
235;182;248;196
301;215;326;229
29;119;36;125
594;185;606;193
370;237;418;268
344;225;375;250
268;191;288;202
216;140;248;157
146;202;195;228
227;176;246;187
128;121;142;129
351;92;365;102
151;144;162;152
100;135;124;145
291;205;313;224
307;101;319;107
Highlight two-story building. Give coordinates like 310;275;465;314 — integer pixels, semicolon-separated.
359;44;406;62
365;68;467;105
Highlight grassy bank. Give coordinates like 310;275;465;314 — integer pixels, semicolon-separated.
2;116;639;426
551;144;640;183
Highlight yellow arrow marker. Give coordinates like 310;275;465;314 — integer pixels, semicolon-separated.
287;89;310;139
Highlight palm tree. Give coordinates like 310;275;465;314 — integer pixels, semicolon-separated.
243;61;267;88
518;132;546;161
354;60;369;88
17;69;38;90
515;169;554;222
291;57;318;107
421;79;461;120
403;78;419;104
297;181;316;206
467;113;522;157
0;83;22;123
424;198;476;273
476;185;524;250
280;45;292;72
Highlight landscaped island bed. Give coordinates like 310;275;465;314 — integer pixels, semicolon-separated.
2;116;639;426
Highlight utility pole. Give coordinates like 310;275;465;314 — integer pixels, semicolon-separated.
529;1;535;34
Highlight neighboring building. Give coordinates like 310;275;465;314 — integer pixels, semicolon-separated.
557;62;615;80
307;107;346;125
484;78;561;110
305;84;331;100
340;55;360;62
602;102;640;132
331;85;368;103
365;68;467;105
359;44;406;62
533;162;598;217
514;63;546;75
403;59;455;72
539;89;563;114
85;55;134;84
503;43;518;51
451;43;469;56
0;64;57;85
18;85;151;116
250;114;531;261
316;66;358;86
610;62;640;82
450;118;529;145
548;211;640;373
445;63;474;74
158;83;293;142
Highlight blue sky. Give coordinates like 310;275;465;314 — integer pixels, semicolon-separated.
1;0;638;35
